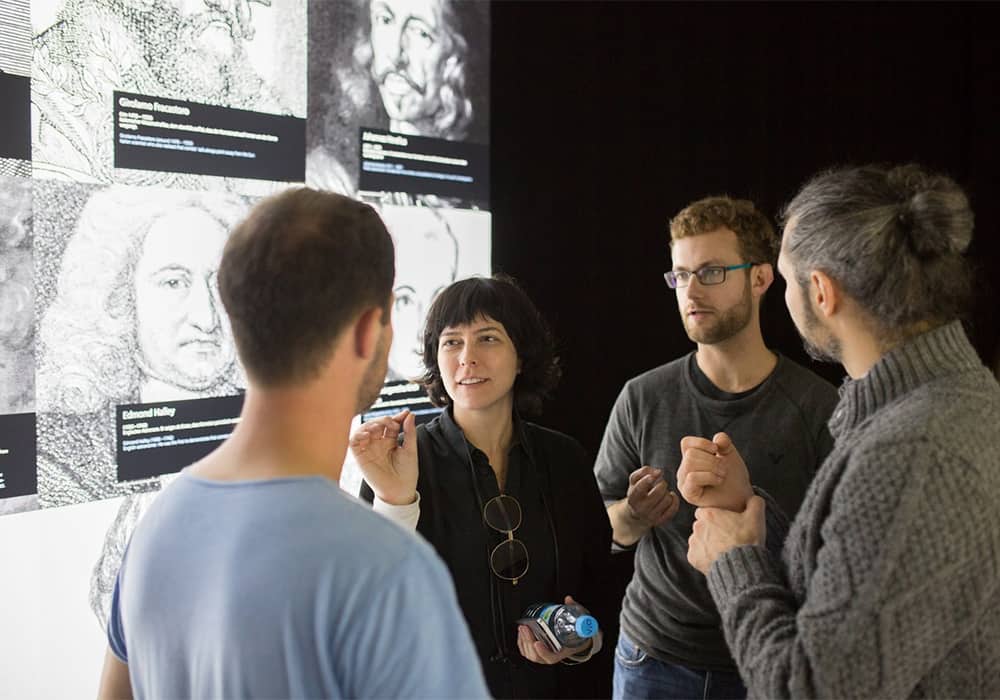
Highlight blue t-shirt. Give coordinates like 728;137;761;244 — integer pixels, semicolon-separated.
108;471;490;699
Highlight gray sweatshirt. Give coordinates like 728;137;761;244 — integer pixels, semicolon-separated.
708;321;1000;698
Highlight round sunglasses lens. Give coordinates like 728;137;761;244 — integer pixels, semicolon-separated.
483;494;522;532
490;538;529;580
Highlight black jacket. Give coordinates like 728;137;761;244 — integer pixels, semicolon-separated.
363;408;612;699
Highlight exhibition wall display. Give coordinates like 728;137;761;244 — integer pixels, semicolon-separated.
0;1;490;694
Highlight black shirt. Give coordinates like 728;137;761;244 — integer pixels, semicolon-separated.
363;407;612;699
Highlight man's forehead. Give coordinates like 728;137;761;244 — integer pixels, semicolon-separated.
670;228;741;266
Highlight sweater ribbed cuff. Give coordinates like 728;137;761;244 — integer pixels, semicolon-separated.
707;544;782;605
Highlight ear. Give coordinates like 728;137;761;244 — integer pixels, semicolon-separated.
810;270;840;319
751;263;774;298
353;306;386;360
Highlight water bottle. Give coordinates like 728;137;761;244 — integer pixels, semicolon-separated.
518;602;599;652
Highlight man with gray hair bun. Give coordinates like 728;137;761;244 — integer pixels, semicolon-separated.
681;163;1000;698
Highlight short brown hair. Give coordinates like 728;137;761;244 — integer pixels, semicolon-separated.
669;196;779;267
219;188;394;387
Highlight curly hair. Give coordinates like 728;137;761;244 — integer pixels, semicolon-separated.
36;185;250;414
342;0;473;140
419;274;561;417
669;196;779;268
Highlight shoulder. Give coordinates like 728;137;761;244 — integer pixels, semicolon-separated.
616;354;690;405
771;355;840;411
522;421;588;466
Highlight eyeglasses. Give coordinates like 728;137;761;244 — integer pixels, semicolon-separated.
483;494;529;586
664;262;756;289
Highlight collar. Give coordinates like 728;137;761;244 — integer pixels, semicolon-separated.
829;320;981;438
438;405;527;462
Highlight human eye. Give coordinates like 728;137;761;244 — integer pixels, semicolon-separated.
698;266;725;284
372;6;394;26
156;270;190;291
673;270;691;285
406;20;435;47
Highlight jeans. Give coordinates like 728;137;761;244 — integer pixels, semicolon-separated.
612;630;747;700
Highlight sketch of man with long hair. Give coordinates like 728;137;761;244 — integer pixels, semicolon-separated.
307;0;488;196
35;183;250;507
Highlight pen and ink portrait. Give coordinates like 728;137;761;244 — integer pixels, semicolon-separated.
306;0;489;196
31;0;306;191
34;181;251;508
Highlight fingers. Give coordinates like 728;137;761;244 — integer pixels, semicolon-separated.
628;465;661;486
680;435;716;456
680;469;725;490
712;432;735;456
400;410;417;455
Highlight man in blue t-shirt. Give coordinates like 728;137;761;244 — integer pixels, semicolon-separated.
97;189;490;699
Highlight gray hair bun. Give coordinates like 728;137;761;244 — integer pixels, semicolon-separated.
888;164;973;258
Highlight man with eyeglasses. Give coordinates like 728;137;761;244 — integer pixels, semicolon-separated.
594;195;838;699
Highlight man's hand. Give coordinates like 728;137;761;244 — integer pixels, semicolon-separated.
677;432;752;512
349;409;417;505
687;495;766;574
626;466;680;528
607;466;680;547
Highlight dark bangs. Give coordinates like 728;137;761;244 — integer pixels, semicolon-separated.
419;275;561;416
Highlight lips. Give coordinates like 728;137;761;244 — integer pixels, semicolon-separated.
457;377;488;386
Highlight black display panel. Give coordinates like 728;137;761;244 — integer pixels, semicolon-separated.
358;128;489;207
116;394;244;483
0;412;36;499
0;73;30;162
114;91;305;182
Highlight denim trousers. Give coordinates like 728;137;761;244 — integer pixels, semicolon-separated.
612;630;747;700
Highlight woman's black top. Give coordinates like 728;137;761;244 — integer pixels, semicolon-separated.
362;408;612;699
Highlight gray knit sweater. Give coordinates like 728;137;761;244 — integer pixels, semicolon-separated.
707;321;1000;698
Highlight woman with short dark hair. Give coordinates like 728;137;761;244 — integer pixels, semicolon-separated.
353;274;611;699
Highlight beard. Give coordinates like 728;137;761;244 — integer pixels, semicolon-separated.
138;1;265;107
797;292;842;363
683;278;754;345
355;326;390;414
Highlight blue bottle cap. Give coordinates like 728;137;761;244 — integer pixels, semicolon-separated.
574;615;598;638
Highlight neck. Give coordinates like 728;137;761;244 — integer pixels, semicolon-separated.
453;396;515;461
192;382;355;483
839;326;891;379
695;319;777;393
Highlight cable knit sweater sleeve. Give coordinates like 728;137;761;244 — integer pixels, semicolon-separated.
706;438;1000;699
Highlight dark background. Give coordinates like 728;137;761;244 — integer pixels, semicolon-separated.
490;3;999;695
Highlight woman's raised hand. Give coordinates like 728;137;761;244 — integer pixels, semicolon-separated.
349;409;418;505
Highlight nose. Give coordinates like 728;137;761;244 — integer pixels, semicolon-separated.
186;277;221;333
393;26;410;68
458;345;477;367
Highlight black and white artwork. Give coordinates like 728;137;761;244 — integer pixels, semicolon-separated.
0;178;33;415
0;177;36;516
34;182;251;507
337;200;490;497
31;0;307;191
307;0;490;196
0;0;31;77
1;0;32;177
